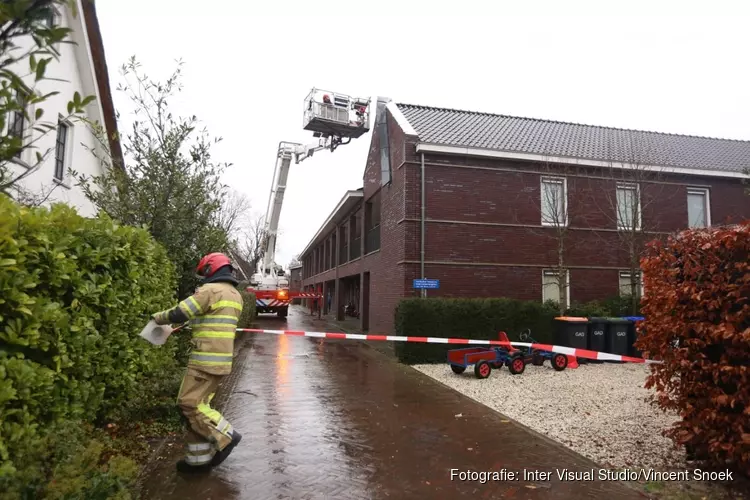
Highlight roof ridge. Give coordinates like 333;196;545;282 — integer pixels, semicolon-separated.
395;102;750;144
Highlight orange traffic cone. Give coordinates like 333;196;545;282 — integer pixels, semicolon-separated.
566;355;579;369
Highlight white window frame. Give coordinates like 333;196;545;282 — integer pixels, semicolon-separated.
618;270;644;298
540;176;568;227
3;89;38;168
42;7;57;28
53;115;74;185
542;269;571;308
616;182;641;231
686;187;711;228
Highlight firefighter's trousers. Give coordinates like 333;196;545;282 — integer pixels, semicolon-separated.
177;367;235;466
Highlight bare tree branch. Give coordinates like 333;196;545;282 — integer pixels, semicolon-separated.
215;188;252;242
587;134;681;314
234;212;267;273
513;159;600;314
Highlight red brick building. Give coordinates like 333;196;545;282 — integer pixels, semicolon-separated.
299;97;750;333
289;263;303;292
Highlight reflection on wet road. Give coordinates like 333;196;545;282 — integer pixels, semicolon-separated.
140;307;641;499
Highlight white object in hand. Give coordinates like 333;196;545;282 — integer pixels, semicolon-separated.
139;319;174;346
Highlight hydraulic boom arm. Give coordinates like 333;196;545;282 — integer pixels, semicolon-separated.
254;137;339;285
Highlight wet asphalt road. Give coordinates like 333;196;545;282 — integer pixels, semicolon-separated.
140;307;642;499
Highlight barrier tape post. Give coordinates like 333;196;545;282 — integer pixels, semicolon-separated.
236;328;662;365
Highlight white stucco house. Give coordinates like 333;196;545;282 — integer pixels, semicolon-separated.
6;0;122;217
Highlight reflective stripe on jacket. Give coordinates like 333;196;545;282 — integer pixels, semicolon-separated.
153;282;243;375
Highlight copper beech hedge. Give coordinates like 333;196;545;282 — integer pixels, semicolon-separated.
637;222;750;473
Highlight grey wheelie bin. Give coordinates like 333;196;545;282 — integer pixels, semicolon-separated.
623;316;645;358
604;317;630;362
554;316;589;364
587;317;608;363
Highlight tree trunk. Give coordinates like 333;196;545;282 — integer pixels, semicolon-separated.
558;237;566;316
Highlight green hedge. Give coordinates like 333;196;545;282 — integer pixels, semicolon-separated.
394;295;640;364
394;298;560;364
0;197;181;496
566;295;641;317
237;289;256;329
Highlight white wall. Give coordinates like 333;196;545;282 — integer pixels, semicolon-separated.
6;1;111;217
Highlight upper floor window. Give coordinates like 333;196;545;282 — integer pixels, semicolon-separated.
40;7;56;28
540;177;567;226
687;188;710;228
9;90;28;158
616;183;641;231
378;113;391;186
365;191;381;254
54;119;71;182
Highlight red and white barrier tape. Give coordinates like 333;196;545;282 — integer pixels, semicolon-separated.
237;328;662;364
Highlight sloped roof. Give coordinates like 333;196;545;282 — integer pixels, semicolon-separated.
397;104;750;174
228;249;254;281
80;0;124;170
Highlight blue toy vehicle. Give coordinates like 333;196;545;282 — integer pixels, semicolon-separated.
518;329;568;371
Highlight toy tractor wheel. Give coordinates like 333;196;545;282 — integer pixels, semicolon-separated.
451;364;466;375
508;354;526;375
531;352;545;366
474;360;492;379
552;353;568;371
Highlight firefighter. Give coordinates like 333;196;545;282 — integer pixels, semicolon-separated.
151;252;244;473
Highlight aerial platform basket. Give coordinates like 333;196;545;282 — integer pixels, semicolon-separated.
303;88;371;139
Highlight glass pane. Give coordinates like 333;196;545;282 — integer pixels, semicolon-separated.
542;273;560;303
617;188;635;228
619;273;641;297
618;277;630;296
687;192;706;228
541;181;562;224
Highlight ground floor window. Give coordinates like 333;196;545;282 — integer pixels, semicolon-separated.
542;269;570;308
618;270;644;298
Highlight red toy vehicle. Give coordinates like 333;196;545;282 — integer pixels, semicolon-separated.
447;331;572;379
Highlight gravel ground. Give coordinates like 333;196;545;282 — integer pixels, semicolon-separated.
413;361;687;470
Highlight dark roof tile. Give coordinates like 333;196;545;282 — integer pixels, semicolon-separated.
396;103;750;173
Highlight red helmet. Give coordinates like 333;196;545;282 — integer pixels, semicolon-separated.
196;252;232;278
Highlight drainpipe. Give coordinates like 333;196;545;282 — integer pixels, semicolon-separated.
420;152;426;298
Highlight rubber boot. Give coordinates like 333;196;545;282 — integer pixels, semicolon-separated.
210;432;242;467
176;459;213;474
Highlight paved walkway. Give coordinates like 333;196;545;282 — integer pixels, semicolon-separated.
140;307;642;499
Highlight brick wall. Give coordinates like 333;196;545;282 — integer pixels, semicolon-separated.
300;105;417;333
357;106;420;334
398;152;750;305
289;268;302;291
301;109;750;332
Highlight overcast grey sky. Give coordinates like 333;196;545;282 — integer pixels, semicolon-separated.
95;0;750;268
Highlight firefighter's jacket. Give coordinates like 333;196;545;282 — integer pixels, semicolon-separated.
153;282;243;376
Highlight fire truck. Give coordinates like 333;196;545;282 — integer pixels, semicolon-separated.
247;88;371;317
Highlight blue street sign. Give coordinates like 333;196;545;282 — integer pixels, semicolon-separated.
413;279;440;289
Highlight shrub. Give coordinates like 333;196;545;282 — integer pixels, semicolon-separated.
564;295;641;317
394;297;559;364
565;299;613;318
638;222;750;473
237;289;256;329
43;435;139;500
0;196;180;493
